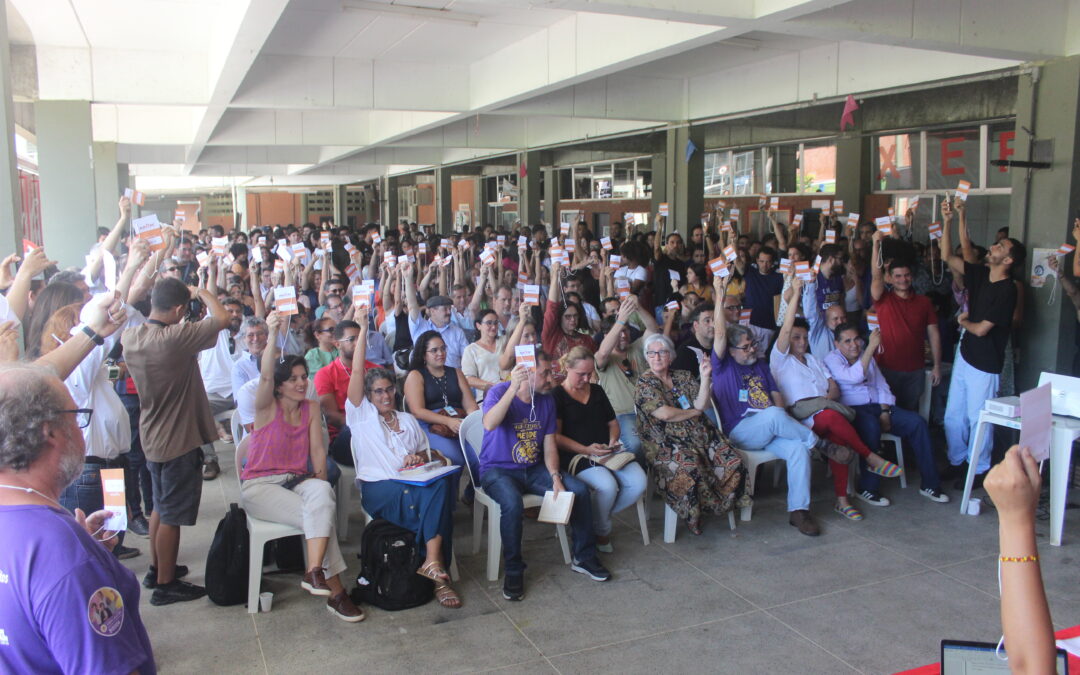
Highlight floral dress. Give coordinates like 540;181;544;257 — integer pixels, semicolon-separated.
635;369;747;529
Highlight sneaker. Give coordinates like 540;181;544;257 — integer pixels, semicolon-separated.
202;460;220;481
571;558;612;582
788;510;821;536
920;487;950;503
855;490;891;507
113;545;140;560
301;569;332;597
503;573;525;601
128;514;150;537
326;592;365;623
150;579;207;606
142;564;189;589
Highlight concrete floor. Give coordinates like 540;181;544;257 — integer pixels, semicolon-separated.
126;443;1080;675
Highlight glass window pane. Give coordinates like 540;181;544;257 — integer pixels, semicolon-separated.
799;142;836;194
764;145;798;194
732;150;756;195
636;167;652;199
986;123;1017;189
612;164;633;199
573;167;590;201
925;128;979;190
874;133;920;191
592;164;613;199
558;168;573;200
704;151;732;196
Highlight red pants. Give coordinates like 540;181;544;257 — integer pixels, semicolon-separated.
811;409;873;498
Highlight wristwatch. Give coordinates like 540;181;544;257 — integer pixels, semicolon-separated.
78;324;105;346
551;472;562;481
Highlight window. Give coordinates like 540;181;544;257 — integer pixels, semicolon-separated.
704;151;732;195
875;133;920;191
612;163;634;199
732;150;757;195
872;121;1014;195
985;123;1017;189
799;142;836;194
554;158;651;200
764;145;798;194
926;128;979;190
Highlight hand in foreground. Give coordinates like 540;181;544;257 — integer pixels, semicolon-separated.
75;508;119;552
984;445;1041;522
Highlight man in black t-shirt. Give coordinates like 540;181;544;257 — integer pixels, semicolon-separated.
672;303;714;373
651;218;688;322
939;200;1024;482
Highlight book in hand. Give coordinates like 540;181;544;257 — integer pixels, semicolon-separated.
538;490;575;525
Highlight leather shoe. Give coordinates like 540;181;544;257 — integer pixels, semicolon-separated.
202;460;220;481
327;592;365;622
789;509;821;536
301;569;332;596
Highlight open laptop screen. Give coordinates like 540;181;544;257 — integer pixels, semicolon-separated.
941;640;1068;674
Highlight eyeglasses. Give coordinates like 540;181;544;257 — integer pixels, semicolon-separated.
731;341;759;352
370;386;395;396
725;304;743;311
645;350;671;358
316;328;334;334
58;408;93;428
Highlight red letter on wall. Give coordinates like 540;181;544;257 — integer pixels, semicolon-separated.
998;131;1016;172
940;137;964;176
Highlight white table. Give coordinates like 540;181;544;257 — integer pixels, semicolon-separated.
959;408;1080;546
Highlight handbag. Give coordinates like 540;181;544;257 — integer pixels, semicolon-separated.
787;396;856;423
428;407;467;439
568;451;636;476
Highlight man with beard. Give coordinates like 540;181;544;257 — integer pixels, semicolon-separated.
197;297;245;478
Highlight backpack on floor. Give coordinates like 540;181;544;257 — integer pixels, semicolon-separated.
205;503;249;606
351;519;433;611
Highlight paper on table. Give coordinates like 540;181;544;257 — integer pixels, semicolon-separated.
1020;383;1053;462
100;468;127;532
538;490;574;525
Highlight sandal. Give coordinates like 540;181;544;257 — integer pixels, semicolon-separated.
435;582;462;609
868;460;903;479
834;503;864;521
417;561;449;583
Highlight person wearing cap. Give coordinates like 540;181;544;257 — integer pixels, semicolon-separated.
404;263;469;368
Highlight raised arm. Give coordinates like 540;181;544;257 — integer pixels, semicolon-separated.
483;365;527;431
115;240;150;304
346;320;370;406
35;292;126;381
774;275;803;354
547;259;562;304
939;200;966;278
860;329;881;373
254;311;283;415
595;299;633;369
499;302;532;371
84;196;131;280
771;212;789;250
711;274;729;355
7;247;57;321
403;261;421;320
955;199;978;264
870;230;886;302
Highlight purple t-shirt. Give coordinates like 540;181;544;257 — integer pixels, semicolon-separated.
815;271;844;311
479;381;556;476
710;349;777;434
0;505;155;675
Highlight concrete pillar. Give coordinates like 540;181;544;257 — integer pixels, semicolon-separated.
650;152;667;224
363;184;378;224
663;125;704;239
518;151;541;227
234;187;248;231
542;166;559;227
92;143;122;233
332;185;347;229
382;175;399;233
0;8;20;255
36;101;96;269
1010;57;1080;388
834;136;872;219
435;167;453;233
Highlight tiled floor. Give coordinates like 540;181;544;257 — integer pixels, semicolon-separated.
128;444;1080;674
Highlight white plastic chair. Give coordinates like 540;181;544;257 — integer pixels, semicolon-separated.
879;433;908;489
459;410;571;581
235;438;307;614
230;409;245;444
710;401;781;522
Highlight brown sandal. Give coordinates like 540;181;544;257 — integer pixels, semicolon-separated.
435;582;462;609
417;561;449;583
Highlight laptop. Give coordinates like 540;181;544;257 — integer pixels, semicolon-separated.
1037;372;1080;419
941;639;1068;674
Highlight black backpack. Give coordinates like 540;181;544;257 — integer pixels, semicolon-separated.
205;503;249;606
350;519;433;611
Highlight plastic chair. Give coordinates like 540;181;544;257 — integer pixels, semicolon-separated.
709;401;781;522
458;410;571;581
235;438;308;614
879;433;907;489
230;409;245;444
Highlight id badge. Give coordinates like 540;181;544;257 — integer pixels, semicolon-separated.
444;406;458;416
738;389;749;403
677;394;692;410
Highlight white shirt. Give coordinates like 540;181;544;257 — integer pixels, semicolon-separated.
199;328;239;398
346;397;429;482
0;293;19;327
769;343;832;428
614;266;647;284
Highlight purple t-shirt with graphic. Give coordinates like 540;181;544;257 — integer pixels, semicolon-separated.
0;505;155;675
479;381;556;477
710;349;777;434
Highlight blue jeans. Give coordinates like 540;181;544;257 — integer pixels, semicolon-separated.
479;463;597;576
59;460;126;550
851;404;941;491
120;394;152;517
328;426;354;467
616;413;644;465
944;350;998;474
576;462;647;536
727;407;815;512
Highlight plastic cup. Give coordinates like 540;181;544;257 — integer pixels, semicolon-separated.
967;498;982;516
259;591;273;612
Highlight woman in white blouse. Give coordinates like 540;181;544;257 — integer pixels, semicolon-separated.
461;308;505;402
345;320;462;609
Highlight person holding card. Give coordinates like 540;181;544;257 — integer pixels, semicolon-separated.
239;312;362;622
736;245;783;335
542;261;596;375
555;347;647;553
825;325;948;505
404;263;468;369
651;229;688;323
480;351;611;600
939;199;1024;485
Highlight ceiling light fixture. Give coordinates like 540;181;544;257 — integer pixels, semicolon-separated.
341;1;484;27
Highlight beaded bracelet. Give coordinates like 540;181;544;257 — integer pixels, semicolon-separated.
999;554;1039;563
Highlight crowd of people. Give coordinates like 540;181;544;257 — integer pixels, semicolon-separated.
3;191;1066;671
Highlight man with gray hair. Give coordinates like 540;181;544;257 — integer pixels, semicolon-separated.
0;363;155;672
230;316;269;396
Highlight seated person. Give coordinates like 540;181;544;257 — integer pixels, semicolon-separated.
824;325;949;506
636;333;747;534
314;320;380;468
238;312;362;622
305;316;338;375
554;346;647;553
770;278;902;522
461;309;506;402
710;275;826;537
480;352;611;601
719;293;769;361
671;303;714;374
345;321;462;609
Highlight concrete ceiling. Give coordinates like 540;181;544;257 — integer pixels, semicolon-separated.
9;0;1078;188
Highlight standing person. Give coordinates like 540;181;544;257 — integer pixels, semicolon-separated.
651;224;688;321
0;363;156;674
869;231;942;411
738;245;783;334
939;200;1023;485
121;278;230;605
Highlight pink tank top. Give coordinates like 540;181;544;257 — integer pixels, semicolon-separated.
241;400;312;481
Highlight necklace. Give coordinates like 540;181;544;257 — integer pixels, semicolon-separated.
0;483;62;508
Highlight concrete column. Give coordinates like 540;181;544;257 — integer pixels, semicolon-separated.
36;101;96;269
92;143;122;233
542;166;559;227
234;187;248;231
332;185;347;229
650;152;667;223
435;167;453;233
834;136;872;218
518;151;541;227
1010;57;1080;388
0;8;21;254
363;184;378;224
663;126;704;239
382;175;399;233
